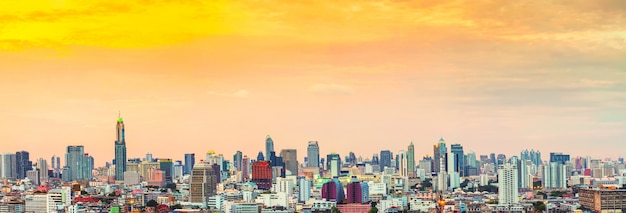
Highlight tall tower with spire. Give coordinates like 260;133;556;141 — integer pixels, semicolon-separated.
115;113;127;181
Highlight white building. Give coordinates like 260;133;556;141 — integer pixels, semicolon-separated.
25;194;51;213
498;163;519;205
272;178;294;196
298;177;311;203
378;199;404;212
231;203;260;213
256;193;288;208
367;181;387;196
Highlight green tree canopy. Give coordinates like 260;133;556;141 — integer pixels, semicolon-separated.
147;199;158;207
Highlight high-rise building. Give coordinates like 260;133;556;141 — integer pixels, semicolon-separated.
321;177;345;203
550;152;570;164
298;176;311;203
159;159;173;183
346;176;363;203
450;144;465;176
36;158;48;183
15;151;31;179
64;146;91;181
433;138;447;174
242;156;250;181
419;157;432;175
280;149;298;175
407;142;415;177
497;154;507;165
252;161;272;190
114;115;127;181
265;135;274;161
498;163;519;205
380;150;392;172
0;153;16;179
306;141;320;168
329;154;341;177
189;163;217;203
544;162;567;189
397;150;407;177
184;153;195;175
233;151;242;171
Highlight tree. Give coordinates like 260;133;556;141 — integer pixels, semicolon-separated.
422;179;433;188
460;179;470;188
533;201;546;212
171;204;183;210
147;199;158;207
331;206;342;213
165;183;177;191
368;207;379;213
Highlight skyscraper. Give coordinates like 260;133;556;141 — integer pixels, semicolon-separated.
189;163;217;203
298;176;311;203
184;153;195;175
265;135;274;161
306;141;320;168
0;153;16;179
114;115;127;181
233;151;243;171
407;142;415;177
15;151;32;179
498;163;519;205
251;161;272;190
159;159;173;183
64;146;91;181
450;144;465;176
328;154;341;177
380;150;392;172
280;149;298;175
433;138;447;173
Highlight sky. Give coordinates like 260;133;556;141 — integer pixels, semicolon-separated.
1;0;625;166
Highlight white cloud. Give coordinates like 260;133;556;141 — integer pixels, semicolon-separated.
309;83;354;95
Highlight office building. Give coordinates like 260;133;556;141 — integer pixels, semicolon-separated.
307;141;320;168
0;153;16;180
36;158;48;183
184;153;195;175
233;151;242;171
433;138;447;173
346;176;363;204
252;161;272;190
114;115;127;181
15;151;31;180
380;150;392;172
280;149;298;175
64;146;91;181
159;159;173;183
321;178;345;203
329;154;341;177
498;163;519;205
419;157;432;175
265;135;274;161
550;152;570;164
407;142;415;177
298;176;311;203
189;163;218;203
450;144;465;176
579;188;626;212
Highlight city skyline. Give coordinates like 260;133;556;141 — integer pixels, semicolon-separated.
1;1;625;165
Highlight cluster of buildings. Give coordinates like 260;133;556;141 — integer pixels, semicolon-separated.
1;116;626;213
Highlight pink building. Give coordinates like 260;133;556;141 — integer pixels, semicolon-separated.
337;203;371;213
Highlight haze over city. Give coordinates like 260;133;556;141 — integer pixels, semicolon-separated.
1;0;625;166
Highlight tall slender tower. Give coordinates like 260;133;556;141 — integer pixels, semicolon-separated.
407;142;415;177
265;135;274;160
115;114;127;181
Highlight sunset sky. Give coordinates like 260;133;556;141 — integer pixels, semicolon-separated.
1;0;625;166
